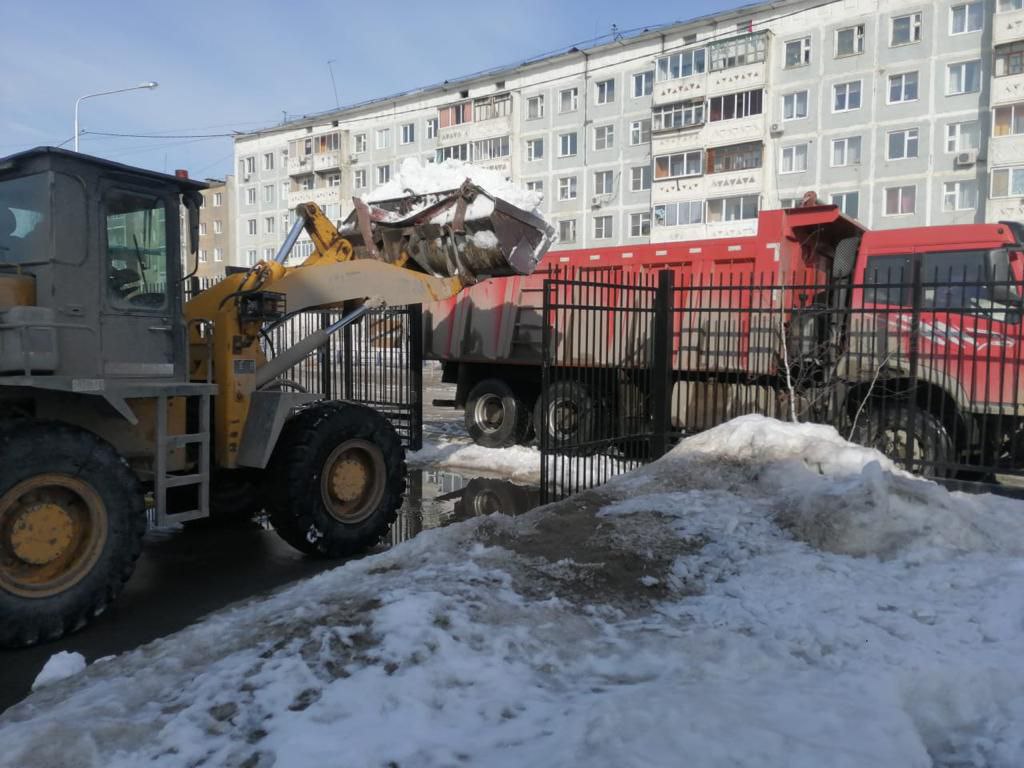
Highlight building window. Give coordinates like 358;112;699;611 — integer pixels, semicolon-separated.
709;33;767;71
992;166;1024;196
247;219;257;236
707;142;762;173
281;182;289;199
884;185;917;215
633;71;654;97
526;180;543;193
891;12;923;46
354;134;367;153
303;138;313;156
594;216;613;239
559;219;577;243
654;201;704;226
401;123;415;144
654;150;703;179
629;212;651;237
559;87;579;113
327;174;341;187
198;249;207;263
376;165;390;184
263;184;274;203
784;37;811;68
831;191;859;218
594;125;614;150
527;95;544;119
473;94;512;122
263;247;275;262
995;42;1024;77
835;24;865;56
263;153;274;171
709;89;763;122
426;118;438;139
558;176;577;200
439;102;471;127
707;195;759;222
300;176;314;191
264;217;275;235
653;100;704;130
832;136;862;166
943;180;979;211
594;170;614;195
526;138;544;161
243;156;255;175
657;49;706;80
376;129;390;149
281;215;289;232
833;81;862;112
888;72;919;103
631;166;652;191
951;3;984;34
246;187;256;205
474;136;510;161
780;144;808;173
213;247;223;262
213;220;223;234
436;143;470;163
595;79;615;104
782;90;808;120
246;248;257;266
354;169;367;188
630;119;652;145
947;120;981;151
198;222;207;236
948;60;982;95
994;103;1024;136
213;192;222;207
887;128;919;160
999;0;1024;10
558;132;578;157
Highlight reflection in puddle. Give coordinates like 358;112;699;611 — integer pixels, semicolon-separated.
389;470;540;546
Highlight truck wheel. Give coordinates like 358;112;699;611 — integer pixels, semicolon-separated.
850;405;954;477
464;379;531;448
0;422;145;647
268;402;405;557
534;380;604;455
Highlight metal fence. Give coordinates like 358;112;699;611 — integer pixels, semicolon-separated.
540;267;1024;502
185;275;423;449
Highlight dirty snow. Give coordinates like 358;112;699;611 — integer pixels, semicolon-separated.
3;415;1024;767
30;651;86;691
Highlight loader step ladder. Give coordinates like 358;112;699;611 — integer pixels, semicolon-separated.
154;391;211;525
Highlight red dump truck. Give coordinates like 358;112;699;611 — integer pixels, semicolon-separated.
425;205;1024;474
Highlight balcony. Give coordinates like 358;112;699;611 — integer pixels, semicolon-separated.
706;166;763;195
652;76;705;107
707;62;766;96
652;113;765;155
986;197;1024;223
994;7;1024;46
992;72;1024;106
288;187;342;210
989;132;1024;165
312;151;342;173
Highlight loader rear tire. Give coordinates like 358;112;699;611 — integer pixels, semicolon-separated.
268;402;406;558
0;421;145;648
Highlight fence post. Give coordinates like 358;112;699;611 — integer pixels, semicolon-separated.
318;311;333;397
651;269;674;459
907;257;922;471
408;305;424;451
540;279;552;504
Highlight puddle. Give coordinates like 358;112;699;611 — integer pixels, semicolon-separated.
389;470;540;545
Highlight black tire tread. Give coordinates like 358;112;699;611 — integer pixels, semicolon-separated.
464;378;531;448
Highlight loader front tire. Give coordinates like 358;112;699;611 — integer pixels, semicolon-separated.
268;402;406;558
0;421;146;647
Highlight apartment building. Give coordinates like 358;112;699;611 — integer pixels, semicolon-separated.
233;0;1024;261
194;176;235;278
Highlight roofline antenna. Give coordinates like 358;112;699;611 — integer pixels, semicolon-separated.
328;60;340;110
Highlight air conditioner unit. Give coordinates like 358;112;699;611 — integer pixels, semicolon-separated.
770;123;783;134
954;150;978;167
349;155;358;164
591;195;604;207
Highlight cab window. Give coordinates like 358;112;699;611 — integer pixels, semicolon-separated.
0;172;50;265
920;249;989;310
864;255;911;306
105;189;169;309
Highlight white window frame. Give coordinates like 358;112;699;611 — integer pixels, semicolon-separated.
886;128;920;160
243;156;255;175
780;144;808;174
946;120;980;152
629;211;651;238
630;165;652;191
656;49;707;81
884;185;917;216
558;132;578;157
246;249;257;266
632;71;653;98
426;118;438;140
594;124;614;151
595;79;615;105
654;150;703;180
653;200;705;227
213;247;223;262
526;138;544;162
376;129;390;150
213;220;223;234
831;136;862;167
198;222;207;236
887;72;919;104
198;249;207;263
559;87;579;113
376;164;390;185
525;180;543;193
833;80;862;113
354;169;367;188
784;37;811;68
950;3;984;34
593;215;613;239
558;219;577;243
943;180;979;211
947;60;982;96
782;90;809;121
706;195;759;222
999;0;1024;10
834;24;865;57
831;191;860;218
527;95;545;120
594;170;614;195
246;187;256;205
263;152;274;171
264;216;275;235
263;184;274;204
890;12;923;46
354;134;367;153
213;192;222;207
994;103;1024;137
558;176;577;201
991;166;1024;197
630;119;651;145
247;219;257;236
401;123;415;145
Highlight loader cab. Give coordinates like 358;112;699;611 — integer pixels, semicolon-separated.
0;147;205;382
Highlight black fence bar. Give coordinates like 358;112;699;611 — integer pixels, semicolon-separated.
541;267;1024;502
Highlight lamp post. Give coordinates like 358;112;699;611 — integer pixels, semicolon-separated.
73;81;159;152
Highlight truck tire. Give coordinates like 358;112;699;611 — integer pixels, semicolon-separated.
534;380;605;455
267;402;406;558
0;421;146;647
850;404;954;477
464;379;531;448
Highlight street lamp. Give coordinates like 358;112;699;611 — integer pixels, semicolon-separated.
73;81;159;152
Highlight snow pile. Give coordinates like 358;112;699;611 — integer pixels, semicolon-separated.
30;651;86;691
3;416;1023;767
365;158;543;221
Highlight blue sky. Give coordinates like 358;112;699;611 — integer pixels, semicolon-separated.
0;0;751;179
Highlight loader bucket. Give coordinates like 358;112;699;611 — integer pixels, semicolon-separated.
343;180;554;283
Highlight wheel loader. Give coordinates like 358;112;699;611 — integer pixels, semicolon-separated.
0;147;553;647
